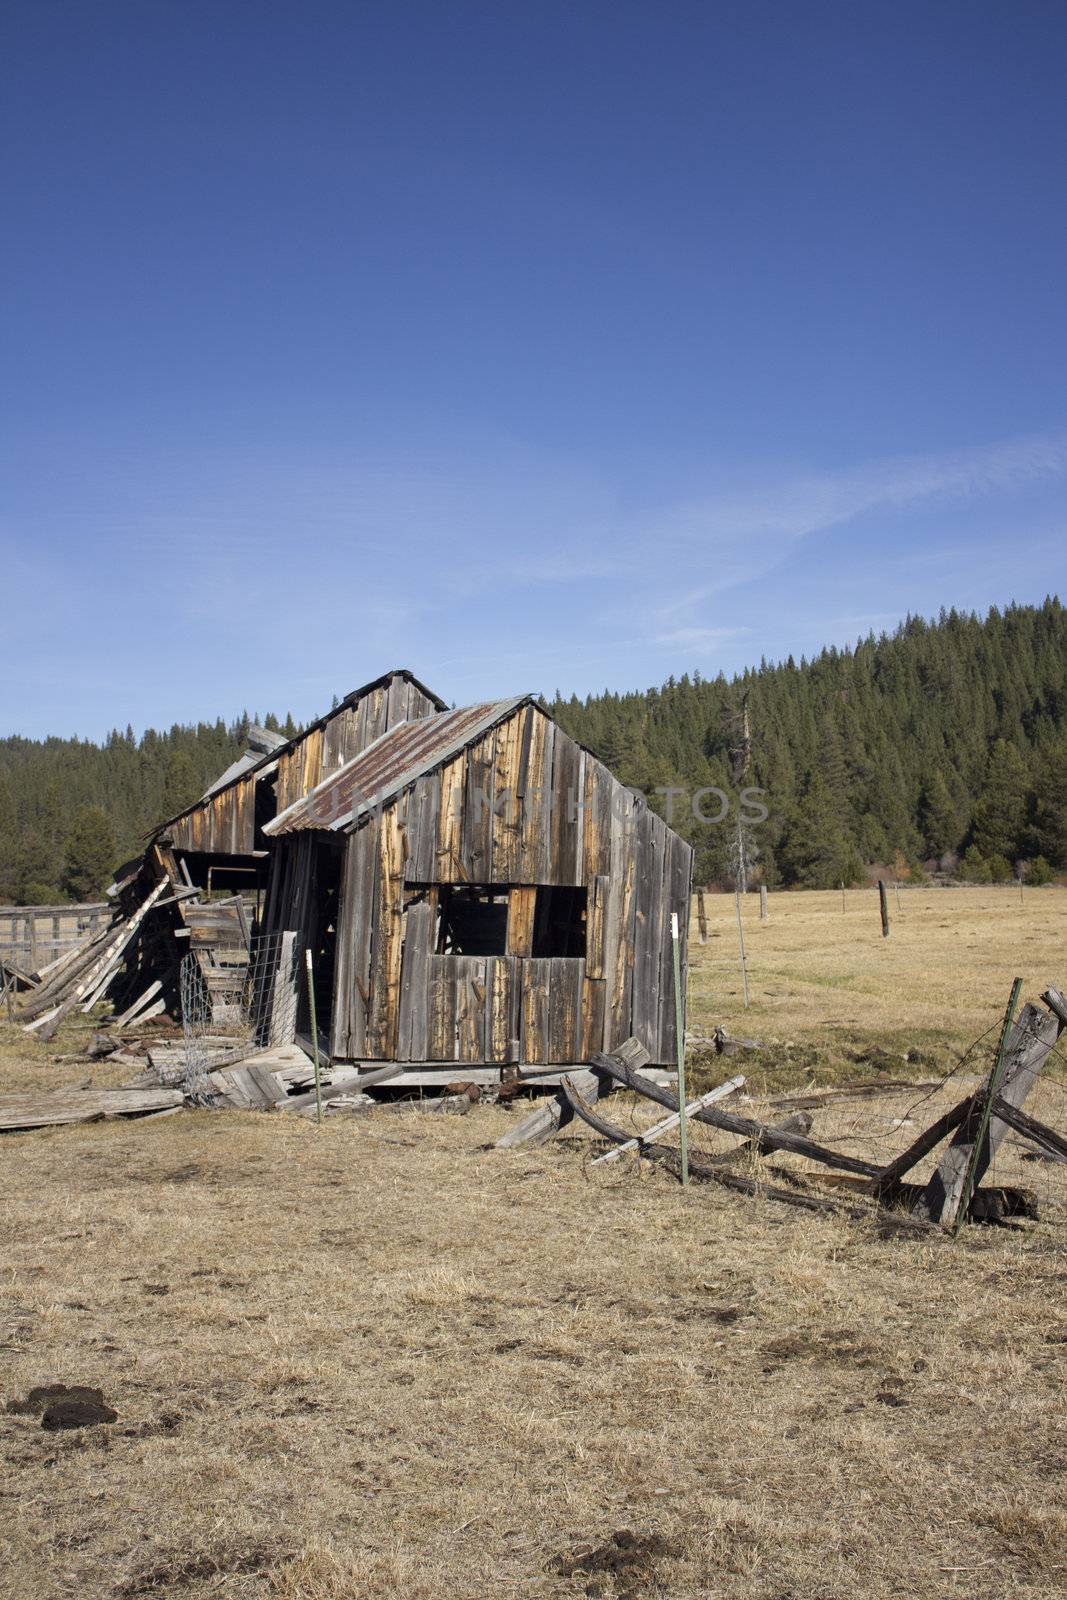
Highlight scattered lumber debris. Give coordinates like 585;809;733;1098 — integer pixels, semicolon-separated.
912;996;1062;1226
0;1087;183;1134
515;981;1067;1239
557;1075;938;1240
495;1039;651;1150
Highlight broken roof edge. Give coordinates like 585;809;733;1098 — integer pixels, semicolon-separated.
262;693;539;838
149;668;449;839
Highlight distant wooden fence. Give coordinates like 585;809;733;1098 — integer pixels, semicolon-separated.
0;903;111;969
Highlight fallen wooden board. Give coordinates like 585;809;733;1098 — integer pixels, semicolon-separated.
591;1076;746;1165
35;878;170;1042
0;1087;183;1133
496;1037;652;1150
589;1051;880;1177
113;980;163;1029
991;1096;1067;1166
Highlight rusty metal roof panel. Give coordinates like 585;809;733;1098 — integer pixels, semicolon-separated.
263;696;533;836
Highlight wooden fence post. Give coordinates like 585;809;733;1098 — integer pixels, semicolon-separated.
878;880;890;938
696;889;707;945
759;884;768;921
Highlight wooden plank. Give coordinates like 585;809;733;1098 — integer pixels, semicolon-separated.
520;957;551;1065
436;757;466;882
427;954;458;1061
404;774;441;884
591;1075;746;1164
366;808;405;1058
551;731;582;886
495;1067;605;1150
914;1002;1061;1225
455;956;487;1062
460;733;495;881
657;830;693;1064
585;873;608;979
485;713;516;882
397;900;433;1062
0;1087;183;1132
486;955;516;1064
990;1097;1067;1164
581;757;614;881
628;807;660;1054
603;788;638;1053
516;708;552;882
547;957;584;1065
506;886;536;958
335;824;377;1058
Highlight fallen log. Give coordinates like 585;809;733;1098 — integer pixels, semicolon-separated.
559;1077;937;1238
495;1038;651;1151
586;1052;879;1177
991;1097;1067;1165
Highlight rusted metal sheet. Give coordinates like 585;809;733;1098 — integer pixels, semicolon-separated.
264;697;532;836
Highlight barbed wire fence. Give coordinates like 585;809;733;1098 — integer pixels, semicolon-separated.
179;930;302;1100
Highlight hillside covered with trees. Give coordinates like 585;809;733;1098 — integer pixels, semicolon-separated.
548;598;1067;889
1;601;1065;903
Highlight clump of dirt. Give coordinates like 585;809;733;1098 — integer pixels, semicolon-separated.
7;1383;118;1429
550;1529;679;1597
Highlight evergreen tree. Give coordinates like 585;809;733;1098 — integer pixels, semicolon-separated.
1028;742;1067;866
917;768;961;858
779;775;867;888
969;739;1029;861
61;805;116;900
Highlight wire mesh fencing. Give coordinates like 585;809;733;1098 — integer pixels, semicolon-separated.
179;930;302;1100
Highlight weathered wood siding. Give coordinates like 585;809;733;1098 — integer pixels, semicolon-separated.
328;704;692;1066
167;675;442;856
168;770;259;854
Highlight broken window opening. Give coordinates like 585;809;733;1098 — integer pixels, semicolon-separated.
532;885;587;958
435;884;509;956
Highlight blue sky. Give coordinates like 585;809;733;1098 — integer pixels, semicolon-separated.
2;0;1065;739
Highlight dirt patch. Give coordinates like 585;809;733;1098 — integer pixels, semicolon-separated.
117;1544;279;1595
550;1530;679;1597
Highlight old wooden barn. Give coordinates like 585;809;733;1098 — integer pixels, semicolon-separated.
260;694;693;1076
151;669;447;893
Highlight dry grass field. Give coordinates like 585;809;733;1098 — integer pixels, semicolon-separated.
688;884;1067;1082
1;887;1066;1600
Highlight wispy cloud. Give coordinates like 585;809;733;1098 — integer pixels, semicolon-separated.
652;625;751;653
647;429;1067;625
